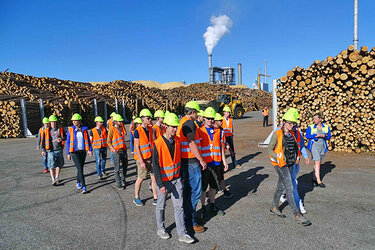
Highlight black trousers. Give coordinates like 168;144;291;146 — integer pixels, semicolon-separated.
71;150;87;187
263;116;269;127
113;150;128;187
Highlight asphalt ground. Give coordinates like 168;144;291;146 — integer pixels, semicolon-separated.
0;111;374;249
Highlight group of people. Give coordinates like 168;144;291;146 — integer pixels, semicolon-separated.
267;108;331;226
37;101;240;243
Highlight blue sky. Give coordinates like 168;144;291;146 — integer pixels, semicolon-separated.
1;0;374;88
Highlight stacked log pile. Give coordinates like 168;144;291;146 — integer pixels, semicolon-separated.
278;45;375;153
0;71;271;138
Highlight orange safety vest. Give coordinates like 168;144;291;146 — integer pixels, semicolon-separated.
39;126;48;146
222;117;233;137
153;124;166;139
107;118;114;129
177;117;202;159
111;126;127;151
43;127;65;150
262;109;269;117
91;127;108;149
154;136;181;182
270;128;300;168
134;126;153;160
68;127;90;153
199;126;222;164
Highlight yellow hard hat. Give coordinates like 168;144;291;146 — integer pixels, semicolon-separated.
197;110;205;117
134;117;142;124
110;112;117;117
164;112;180;126
154;110;165;118
204;107;216;119
223;106;231;112
94;116;104;122
185;101;200;111
214;113;223;121
71;113;82;121
139;108;153;118
282;108;298;123
42;117;50;124
113;114;124;122
49;115;58;122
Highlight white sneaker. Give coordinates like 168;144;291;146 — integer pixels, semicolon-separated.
157;229;170;240
299;200;307;214
279;194;286;203
179;234;194;244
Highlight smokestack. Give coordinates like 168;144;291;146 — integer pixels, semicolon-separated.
208;54;213;83
208;54;212;68
238;63;242;85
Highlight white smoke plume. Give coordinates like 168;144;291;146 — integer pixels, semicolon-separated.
203;15;232;55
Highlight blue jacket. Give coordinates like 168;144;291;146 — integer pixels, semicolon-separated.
305;123;331;153
66;126;92;154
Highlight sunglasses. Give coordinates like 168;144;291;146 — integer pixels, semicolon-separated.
206;118;214;121
285;121;296;125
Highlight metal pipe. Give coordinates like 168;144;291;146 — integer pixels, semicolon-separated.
238;63;242;85
272;79;278;131
122;98;128;123
115;98;118;113
39;99;44;124
354;0;358;50
208;54;213;83
103;100;108;123
20;99;28;137
265;59;267;85
93;99;98;117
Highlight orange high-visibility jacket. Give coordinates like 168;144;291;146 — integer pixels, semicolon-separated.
269;128;300;168
177;117;202;159
262;109;269;117
199;126;222;164
222;117;233;137
42;127;65;150
134;126;153;160
111;126;127;151
91;127;108;149
67;127;90;153
154;136;181;182
153;124;166;139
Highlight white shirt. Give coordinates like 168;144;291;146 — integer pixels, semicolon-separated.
76;130;84;150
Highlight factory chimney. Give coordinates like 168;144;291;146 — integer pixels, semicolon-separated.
208;54;213;83
238;63;242;85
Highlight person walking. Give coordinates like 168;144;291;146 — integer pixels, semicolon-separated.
214;113;233;199
177;101;206;233
107;114;128;190
222;106;241;168
153;112;194;244
37;117;50;173
262;106;269;127
153;110;166;139
267;110;311;226
66;113;92;194
89;116;108;180
306;113;332;188
130;118;142;155
133;109;157;206
41;115;65;185
129;115;136;132
199;107;228;218
107;112;117;165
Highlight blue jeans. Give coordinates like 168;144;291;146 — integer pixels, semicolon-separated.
290;163;301;206
110;151;114;164
42;154;48;170
94;148;107;176
182;160;202;228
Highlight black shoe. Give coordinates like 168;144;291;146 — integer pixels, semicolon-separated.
102;172;108;177
312;179;318;186
295;214;312;226
201;205;210;220
209;203;225;216
269;207;286;218
223;190;233;198
317;183;326;188
117;186;125;190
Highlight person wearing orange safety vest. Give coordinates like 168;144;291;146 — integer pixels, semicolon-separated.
153;110;166;140
107;112;117;165
41;115;65;185
129;115;136;131
37;117;50;173
177;101;206;233
130;117;142;155
133;109;157;207
262;106;269;127
89;116;108;180
66;113;92;194
222;106;241;168
267;109;311;226
152;112;194;244
107;114;128;190
199;107;228;219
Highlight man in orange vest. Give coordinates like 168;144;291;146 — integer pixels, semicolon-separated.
41;115;65;185
199;107;228;218
133;108;157;206
89;116;108;180
222;106;241;168
107;112;117;165
153;112;194;244
177;101;206;233
262;106;269;127
37;117;50;173
152;110;166;139
107;114;128;190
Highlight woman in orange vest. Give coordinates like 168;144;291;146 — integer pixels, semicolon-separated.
152;112;194;244
267;110;311;226
66;113;92;194
37;117;50;173
262;106;269;127
89;116;108;180
107;112;117;165
107;114;128;190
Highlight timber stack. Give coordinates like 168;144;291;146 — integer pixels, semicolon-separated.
278;45;375;153
0;71;271;138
